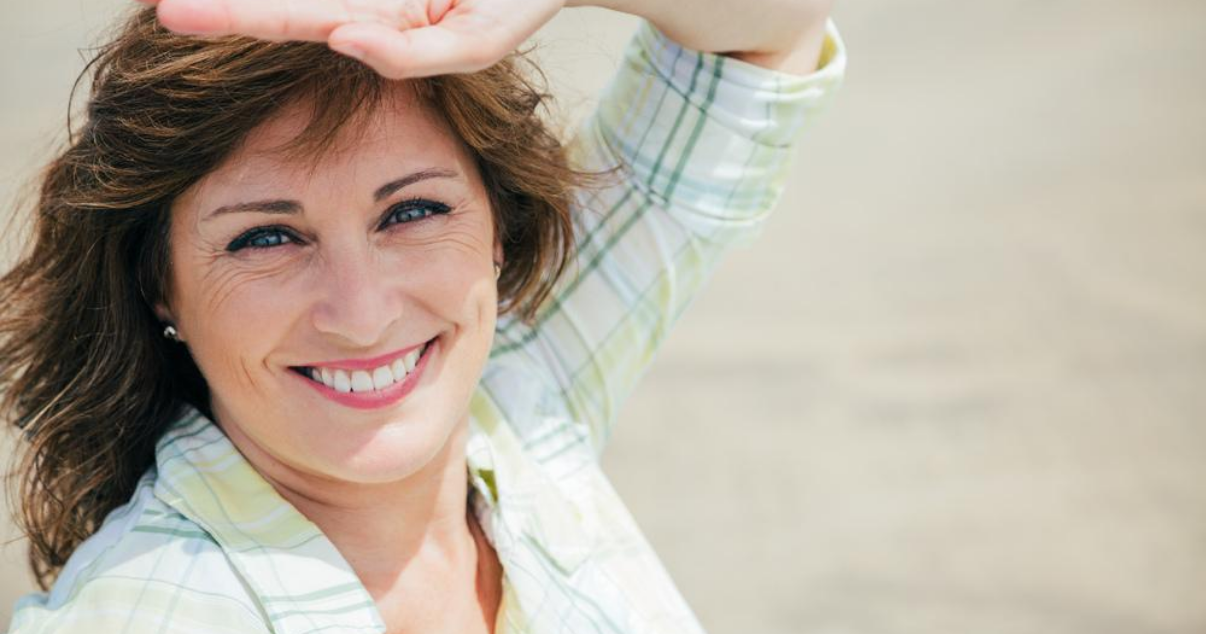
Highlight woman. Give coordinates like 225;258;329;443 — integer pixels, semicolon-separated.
1;0;845;631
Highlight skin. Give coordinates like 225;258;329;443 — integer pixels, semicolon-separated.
135;0;835;77
157;88;503;632
144;0;836;631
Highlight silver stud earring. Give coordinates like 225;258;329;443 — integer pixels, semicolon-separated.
493;262;502;281
163;324;183;342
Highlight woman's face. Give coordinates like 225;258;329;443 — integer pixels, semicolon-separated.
160;88;500;485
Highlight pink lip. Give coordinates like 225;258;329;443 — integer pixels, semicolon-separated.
290;338;437;410
300;340;428;372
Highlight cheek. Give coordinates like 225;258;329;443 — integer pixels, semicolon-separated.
176;260;300;397
388;218;498;327
402;246;497;337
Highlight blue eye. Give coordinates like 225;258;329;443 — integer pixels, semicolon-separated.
226;226;297;252
225;199;451;253
381;198;451;228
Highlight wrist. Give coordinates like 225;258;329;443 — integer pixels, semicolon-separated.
725;20;829;74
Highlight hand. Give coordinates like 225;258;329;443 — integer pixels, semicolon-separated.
134;0;565;78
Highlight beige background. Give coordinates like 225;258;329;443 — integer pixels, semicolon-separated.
4;1;1206;632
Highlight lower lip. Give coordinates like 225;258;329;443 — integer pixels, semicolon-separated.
291;338;437;410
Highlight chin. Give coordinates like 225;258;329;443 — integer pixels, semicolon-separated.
291;398;466;485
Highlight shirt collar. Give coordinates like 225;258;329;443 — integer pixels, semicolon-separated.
466;390;597;575
151;401;592;634
152;406;386;634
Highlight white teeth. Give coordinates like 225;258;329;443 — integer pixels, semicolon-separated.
371;366;394;390
333;369;351;393
390;358;407;382
404;348;419;372
307;342;430;395
350;370;374;392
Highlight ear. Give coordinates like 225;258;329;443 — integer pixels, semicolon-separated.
493;240;504;268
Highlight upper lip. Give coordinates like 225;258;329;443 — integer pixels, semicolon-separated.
293;339;431;372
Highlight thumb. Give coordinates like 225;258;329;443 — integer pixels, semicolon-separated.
328;22;504;80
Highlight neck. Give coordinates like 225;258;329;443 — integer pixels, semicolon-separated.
223;412;479;597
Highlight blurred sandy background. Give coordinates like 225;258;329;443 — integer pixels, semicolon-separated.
3;1;1205;632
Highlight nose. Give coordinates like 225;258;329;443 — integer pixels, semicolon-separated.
309;242;404;348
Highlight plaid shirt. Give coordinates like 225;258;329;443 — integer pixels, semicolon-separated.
9;18;845;634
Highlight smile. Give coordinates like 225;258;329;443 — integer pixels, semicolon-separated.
288;338;436;410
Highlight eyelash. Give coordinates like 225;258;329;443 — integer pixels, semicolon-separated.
225;198;452;252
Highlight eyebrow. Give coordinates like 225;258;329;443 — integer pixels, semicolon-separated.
202;167;460;221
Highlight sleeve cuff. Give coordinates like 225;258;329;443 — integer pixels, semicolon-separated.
573;17;847;233
630;17;847;148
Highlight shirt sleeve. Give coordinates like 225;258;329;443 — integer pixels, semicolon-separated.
486;18;847;458
8;585;272;634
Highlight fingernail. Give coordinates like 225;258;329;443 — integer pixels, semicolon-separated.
330;41;365;61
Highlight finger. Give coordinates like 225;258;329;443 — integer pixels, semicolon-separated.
328;21;507;79
154;0;350;42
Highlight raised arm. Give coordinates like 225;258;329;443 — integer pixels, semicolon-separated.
137;0;833;77
570;0;833;74
484;14;846;458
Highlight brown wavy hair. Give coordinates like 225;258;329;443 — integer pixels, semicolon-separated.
1;6;593;589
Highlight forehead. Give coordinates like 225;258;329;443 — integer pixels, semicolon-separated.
188;84;470;199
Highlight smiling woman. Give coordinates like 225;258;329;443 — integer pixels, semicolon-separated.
163;84;509;490
1;1;844;632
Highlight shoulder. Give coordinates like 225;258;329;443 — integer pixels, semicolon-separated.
8;474;269;634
